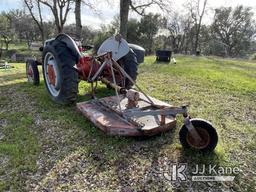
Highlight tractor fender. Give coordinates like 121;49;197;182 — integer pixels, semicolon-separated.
55;33;82;62
128;44;145;64
43;34;81;63
97;36;129;61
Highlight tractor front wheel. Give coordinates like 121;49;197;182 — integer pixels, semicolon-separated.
42;40;79;104
26;59;40;86
179;119;218;152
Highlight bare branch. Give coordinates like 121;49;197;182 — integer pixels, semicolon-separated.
38;0;72;33
24;0;45;42
130;0;172;16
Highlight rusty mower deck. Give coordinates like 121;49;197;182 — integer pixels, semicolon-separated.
77;92;176;136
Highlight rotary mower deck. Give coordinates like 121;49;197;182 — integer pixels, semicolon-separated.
77;92;176;136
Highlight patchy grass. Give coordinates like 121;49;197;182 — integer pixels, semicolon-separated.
8;43;28;50
0;55;256;191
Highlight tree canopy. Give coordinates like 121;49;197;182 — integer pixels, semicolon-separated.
0;1;255;58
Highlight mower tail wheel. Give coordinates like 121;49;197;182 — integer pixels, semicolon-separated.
42;40;79;104
179;118;218;152
26;59;40;86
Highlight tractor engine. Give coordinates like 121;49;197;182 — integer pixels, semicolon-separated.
76;56;100;81
76;53;126;88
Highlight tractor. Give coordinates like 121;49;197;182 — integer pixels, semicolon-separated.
26;33;218;152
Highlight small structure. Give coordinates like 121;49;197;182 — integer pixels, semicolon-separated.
156;50;172;62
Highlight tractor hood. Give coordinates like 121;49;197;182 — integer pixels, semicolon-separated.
97;36;129;61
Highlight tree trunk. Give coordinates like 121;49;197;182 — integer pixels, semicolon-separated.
41;30;45;44
120;0;130;39
75;0;82;39
227;46;233;57
0;41;3;58
26;34;31;49
53;10;62;33
194;24;200;54
193;0;207;54
5;41;9;51
52;1;62;33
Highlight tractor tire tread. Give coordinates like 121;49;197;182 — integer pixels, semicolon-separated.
42;40;79;104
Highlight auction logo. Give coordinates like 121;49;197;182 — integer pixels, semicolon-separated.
153;161;240;183
191;164;239;181
162;163;187;182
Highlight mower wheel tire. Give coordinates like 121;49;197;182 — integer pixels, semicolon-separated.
122;49;138;89
42;40;79;105
179;118;218;152
26;59;40;86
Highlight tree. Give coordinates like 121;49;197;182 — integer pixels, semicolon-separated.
165;13;185;53
139;13;162;54
0;14;11;50
75;0;82;39
24;0;45;43
119;0;130;39
74;0;98;39
126;18;141;44
39;0;72;33
5;10;40;48
0;34;11;51
119;0;172;39
43;21;56;39
179;14;195;54
160;11;195;54
0;14;9;32
81;25;96;44
185;0;208;54
211;6;256;57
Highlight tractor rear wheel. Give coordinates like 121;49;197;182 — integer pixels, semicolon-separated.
120;49;138;89
179;119;218;152
42;40;79;104
26;59;40;86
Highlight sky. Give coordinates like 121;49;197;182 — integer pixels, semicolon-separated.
0;0;256;29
